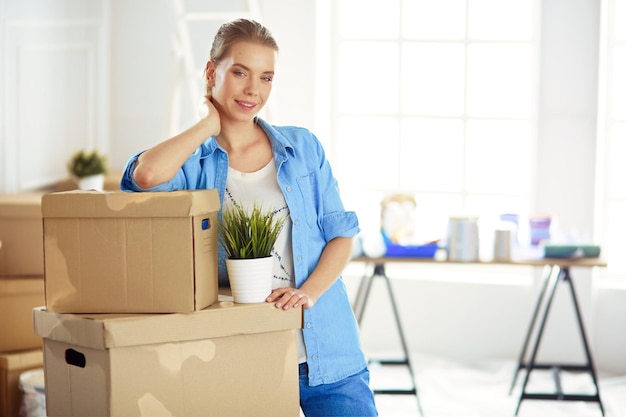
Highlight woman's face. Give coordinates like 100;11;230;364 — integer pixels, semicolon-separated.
207;41;276;123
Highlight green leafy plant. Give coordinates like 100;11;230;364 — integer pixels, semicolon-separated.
218;203;286;259
67;150;107;178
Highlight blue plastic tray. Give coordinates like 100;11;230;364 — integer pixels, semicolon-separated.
385;242;439;258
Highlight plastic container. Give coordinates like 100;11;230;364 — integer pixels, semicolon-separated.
19;368;46;417
385;242;439;258
529;215;551;246
383;232;439;258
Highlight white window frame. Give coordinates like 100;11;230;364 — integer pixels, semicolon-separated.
596;0;626;285
317;0;542;248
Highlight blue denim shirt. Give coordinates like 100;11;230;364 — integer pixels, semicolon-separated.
120;118;367;386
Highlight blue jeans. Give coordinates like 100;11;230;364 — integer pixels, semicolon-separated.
299;363;378;417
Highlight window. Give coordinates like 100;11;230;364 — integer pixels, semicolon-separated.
597;0;626;280
321;0;539;244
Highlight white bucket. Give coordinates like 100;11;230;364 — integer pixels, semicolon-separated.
19;368;46;417
447;216;479;262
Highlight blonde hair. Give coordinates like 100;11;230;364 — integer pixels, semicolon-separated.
205;19;279;96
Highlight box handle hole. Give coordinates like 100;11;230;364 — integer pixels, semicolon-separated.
65;348;86;368
202;218;210;230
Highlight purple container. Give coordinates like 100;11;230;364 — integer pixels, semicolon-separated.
529;216;551;246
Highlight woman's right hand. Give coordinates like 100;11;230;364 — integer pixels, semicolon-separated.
198;96;221;138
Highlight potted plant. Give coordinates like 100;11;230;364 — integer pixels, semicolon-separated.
67;150;108;191
218;202;286;303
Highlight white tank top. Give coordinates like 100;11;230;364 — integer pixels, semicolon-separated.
225;159;307;363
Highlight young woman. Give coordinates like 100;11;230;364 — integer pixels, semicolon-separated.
120;18;378;417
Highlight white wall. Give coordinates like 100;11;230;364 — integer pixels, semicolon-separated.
1;0;624;374
109;0;175;171
107;0;316;171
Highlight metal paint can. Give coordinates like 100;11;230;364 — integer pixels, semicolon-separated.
494;228;513;261
447;216;479;262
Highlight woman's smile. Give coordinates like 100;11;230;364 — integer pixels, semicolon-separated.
235;99;258;111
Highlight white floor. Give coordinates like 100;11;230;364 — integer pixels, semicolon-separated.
370;353;626;417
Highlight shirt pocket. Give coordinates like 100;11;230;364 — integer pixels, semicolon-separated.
296;174;318;228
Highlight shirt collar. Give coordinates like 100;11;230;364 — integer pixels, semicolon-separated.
200;118;296;160
256;118;296;160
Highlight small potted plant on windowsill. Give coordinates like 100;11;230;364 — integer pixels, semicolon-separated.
218;202;286;303
67;150;108;191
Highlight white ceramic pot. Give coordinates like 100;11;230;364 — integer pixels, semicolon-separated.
226;256;274;303
77;174;105;191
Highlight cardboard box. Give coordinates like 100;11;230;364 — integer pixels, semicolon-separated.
42;190;220;313
34;300;302;417
0;349;44;417
0;277;44;352
0;193;44;276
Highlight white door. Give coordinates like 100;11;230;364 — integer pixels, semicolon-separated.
0;0;110;192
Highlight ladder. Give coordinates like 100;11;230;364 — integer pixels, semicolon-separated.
169;0;261;136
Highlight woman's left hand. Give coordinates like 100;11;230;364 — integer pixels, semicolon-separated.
267;288;315;310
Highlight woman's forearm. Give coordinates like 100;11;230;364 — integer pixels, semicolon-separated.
133;104;220;189
299;236;354;305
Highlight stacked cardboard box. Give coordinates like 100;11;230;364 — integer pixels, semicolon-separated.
34;302;301;416
0;350;44;417
0;193;46;417
0;278;44;353
42;190;221;313
0;193;44;277
36;190;302;417
0;279;45;417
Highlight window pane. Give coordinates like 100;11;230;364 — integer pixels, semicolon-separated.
399;118;464;191
416;193;464;215
336;116;399;189
333;0;537;262
338;41;399;115
609;123;626;199
339;0;400;39
402;43;465;116
465;120;532;194
465;195;531;218
612;45;626;119
468;0;533;40
342;190;385;232
414;193;463;242
402;0;466;40
467;44;533;117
